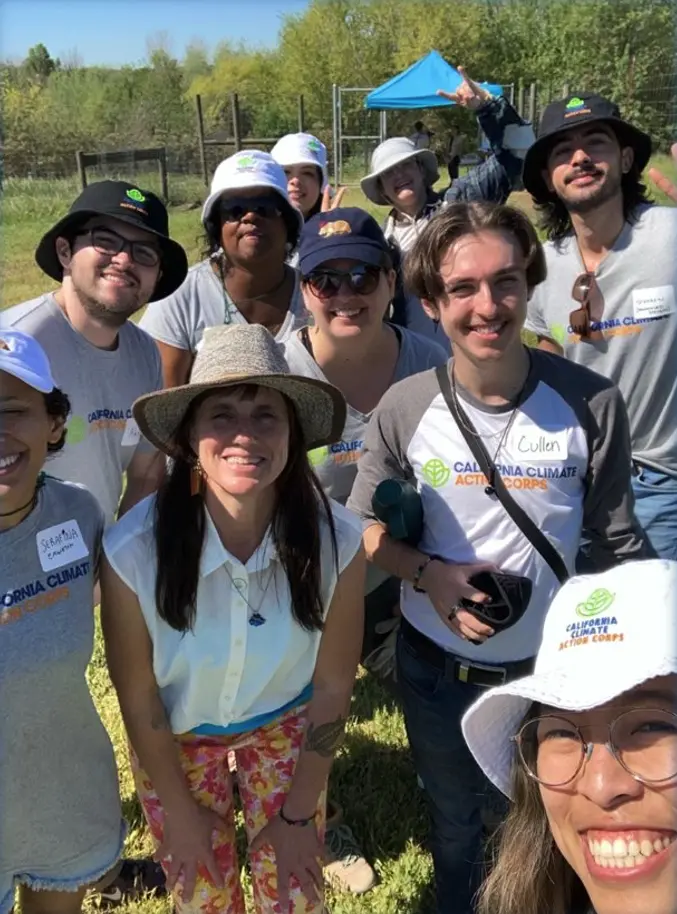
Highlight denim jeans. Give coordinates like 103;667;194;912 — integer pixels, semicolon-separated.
396;631;507;914
631;465;677;561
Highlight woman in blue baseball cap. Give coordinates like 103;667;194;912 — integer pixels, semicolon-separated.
0;330;124;914
281;207;448;893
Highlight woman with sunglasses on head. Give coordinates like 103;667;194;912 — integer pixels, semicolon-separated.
100;323;365;914
140;151;308;389
0;331;124;914
463;558;677;914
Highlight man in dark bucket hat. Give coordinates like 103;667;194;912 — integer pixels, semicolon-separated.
522;93;677;564
2;178;188;903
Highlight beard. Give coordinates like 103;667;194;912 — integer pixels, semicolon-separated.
72;270;149;327
561;169;623;215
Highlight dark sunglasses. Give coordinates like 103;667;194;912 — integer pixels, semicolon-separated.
219;196;282;222
569;271;599;338
75;226;161;268
303;265;382;300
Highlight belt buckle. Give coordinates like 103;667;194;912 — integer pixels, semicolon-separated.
458;660;507;685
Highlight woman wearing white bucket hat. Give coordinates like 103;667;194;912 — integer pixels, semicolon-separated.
101;323;365;914
271;132;346;222
140;150;309;388
462;558;677;914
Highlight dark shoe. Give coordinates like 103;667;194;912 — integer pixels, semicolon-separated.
91;857;167;908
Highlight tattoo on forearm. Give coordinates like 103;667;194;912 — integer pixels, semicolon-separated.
304;717;347;757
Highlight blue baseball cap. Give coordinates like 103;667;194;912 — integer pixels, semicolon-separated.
298;208;390;276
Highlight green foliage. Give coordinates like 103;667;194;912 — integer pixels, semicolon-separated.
1;0;675;179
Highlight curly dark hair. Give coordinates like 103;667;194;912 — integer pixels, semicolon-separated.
45;388;71;454
535;161;652;244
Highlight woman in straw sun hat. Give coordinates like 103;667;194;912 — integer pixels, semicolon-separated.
462;559;677;914
100;323;365;914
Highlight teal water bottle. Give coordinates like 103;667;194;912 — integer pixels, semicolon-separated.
371;479;423;546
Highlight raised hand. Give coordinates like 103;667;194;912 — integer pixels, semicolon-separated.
647;143;677;203
436;65;492;110
321;184;347;211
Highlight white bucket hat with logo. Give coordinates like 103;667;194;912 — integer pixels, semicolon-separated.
0;329;56;393
201;149;304;234
361;137;439;206
461;559;677;799
271;133;329;190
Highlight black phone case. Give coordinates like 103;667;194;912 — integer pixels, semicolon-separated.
458;571;533;632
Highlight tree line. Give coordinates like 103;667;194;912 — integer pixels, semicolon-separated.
2;0;675;180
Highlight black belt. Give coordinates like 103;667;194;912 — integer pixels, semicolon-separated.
400;617;535;688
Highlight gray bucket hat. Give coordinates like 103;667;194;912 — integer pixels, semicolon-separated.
361;137;439;206
133;324;347;457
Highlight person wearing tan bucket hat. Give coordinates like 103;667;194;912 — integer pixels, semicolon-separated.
101;323;366;914
462;558;677;914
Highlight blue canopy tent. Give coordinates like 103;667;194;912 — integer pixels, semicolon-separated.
364;50;502;110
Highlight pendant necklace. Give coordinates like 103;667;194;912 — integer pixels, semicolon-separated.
225;562;276;627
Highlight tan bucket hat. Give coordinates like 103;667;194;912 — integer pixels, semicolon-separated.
133;324;347;457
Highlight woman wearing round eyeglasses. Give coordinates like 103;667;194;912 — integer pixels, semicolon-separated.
462;558;677;914
281;207;448;893
140;150;309;388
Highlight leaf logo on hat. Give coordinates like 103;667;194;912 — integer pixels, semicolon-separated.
566;97;586;110
575;588;615;618
126;188;146;203
307;138;321;152
318;220;351;237
235;154;257;170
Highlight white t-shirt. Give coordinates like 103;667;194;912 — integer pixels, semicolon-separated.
139;258;309;353
103;495;362;734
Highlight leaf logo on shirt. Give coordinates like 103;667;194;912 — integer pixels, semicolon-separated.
422;458;451;488
308;445;329;468
575;588;615;618
66;415;87;445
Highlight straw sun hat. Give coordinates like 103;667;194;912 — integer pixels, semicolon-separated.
133;324;346;457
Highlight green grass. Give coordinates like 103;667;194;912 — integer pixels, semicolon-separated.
5;156;676;911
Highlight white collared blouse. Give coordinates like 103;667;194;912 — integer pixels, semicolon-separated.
103;494;362;734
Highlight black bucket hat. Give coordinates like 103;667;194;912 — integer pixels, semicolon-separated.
35;180;189;301
522;94;652;202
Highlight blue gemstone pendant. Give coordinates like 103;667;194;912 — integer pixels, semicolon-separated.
249;612;266;627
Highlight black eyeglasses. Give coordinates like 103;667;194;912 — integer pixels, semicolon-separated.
76;226;161;268
303;265;382;300
219;196;282;222
512;708;677;787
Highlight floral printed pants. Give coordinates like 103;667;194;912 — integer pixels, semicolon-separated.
132;706;326;914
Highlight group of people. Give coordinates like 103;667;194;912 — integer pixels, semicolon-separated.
1;63;676;914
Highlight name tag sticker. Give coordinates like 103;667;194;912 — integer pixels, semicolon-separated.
516;429;569;461
36;520;89;572
632;285;676;321
121;418;142;447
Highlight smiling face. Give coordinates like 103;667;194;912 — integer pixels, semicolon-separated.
301;257;395;342
56;215;161;325
425;229;528;364
284;164;322;217
379;158;427;214
544;124;633;214
218;187;289;266
189;385;290;504
538;676;677;914
0;372;65;514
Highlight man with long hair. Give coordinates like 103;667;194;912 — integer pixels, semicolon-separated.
523;95;677;561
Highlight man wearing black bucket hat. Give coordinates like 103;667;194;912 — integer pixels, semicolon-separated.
522;94;677;562
3;180;188;525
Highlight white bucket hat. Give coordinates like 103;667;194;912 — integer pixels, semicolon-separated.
361;137;439;206
271;133;329;190
462;559;677;799
0;329;56;393
201;150;304;234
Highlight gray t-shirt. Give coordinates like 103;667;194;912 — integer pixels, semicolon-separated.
0;477;124;889
5;294;162;523
347;351;649;662
139;258;309;352
283;325;448;594
525;205;677;476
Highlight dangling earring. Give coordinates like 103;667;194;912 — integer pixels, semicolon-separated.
190;459;206;498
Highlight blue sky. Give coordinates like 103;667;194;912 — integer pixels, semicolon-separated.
0;0;311;66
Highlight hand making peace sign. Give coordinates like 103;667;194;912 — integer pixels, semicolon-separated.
321;183;347;211
436;66;492;110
